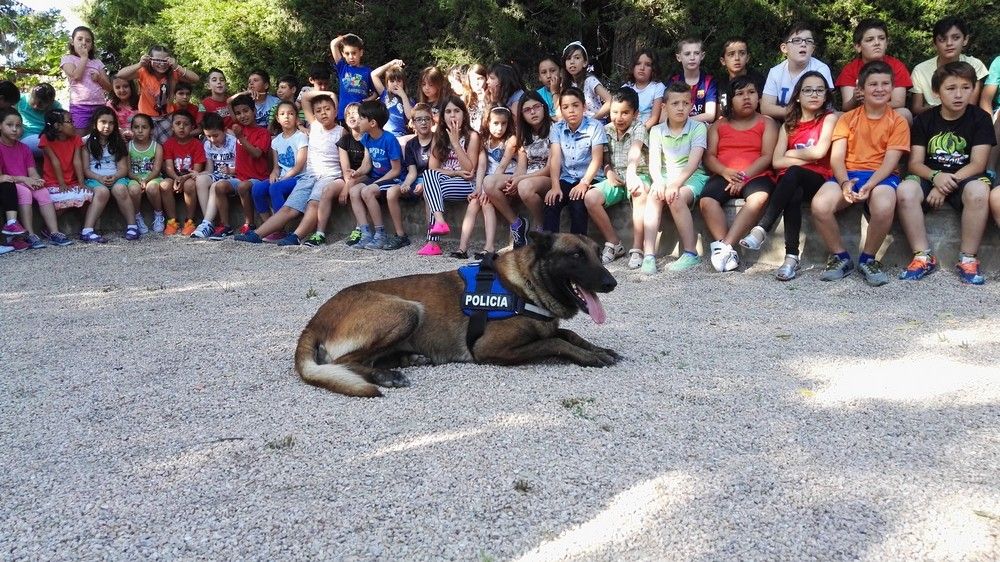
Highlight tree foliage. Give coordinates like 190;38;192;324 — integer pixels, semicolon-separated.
0;1;69;85
76;0;1000;98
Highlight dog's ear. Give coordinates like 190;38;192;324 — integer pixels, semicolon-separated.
528;230;554;255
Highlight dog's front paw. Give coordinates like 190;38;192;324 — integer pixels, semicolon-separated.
598;347;622;362
372;369;411;388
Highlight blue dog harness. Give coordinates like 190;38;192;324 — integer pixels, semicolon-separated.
459;254;553;352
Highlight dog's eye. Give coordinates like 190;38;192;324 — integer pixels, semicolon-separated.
572;251;583;260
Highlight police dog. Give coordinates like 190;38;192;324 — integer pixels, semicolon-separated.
294;232;619;397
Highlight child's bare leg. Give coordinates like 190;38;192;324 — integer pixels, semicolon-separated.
517;177;548;227
128;182;143;215
214;180;232;226
294;201;320;238
642;196;664;255
194;174;212;216
668;188;697;253
960;181;990;254
483;203;498;252
895;179;929;252
630;190;647;250
349;183;368;226
182;178;199;220
810;182;851;254
38;203;61;234
360;184;384;227
862;186;896;256
83;186;110;229
159;179;177;219
584;188;620;245
18;203;34;234
111;182;136;222
315;184;338;233
990;186;1000;228
722;191;768;246
484;175;518;224
256;206;300;238
385;185;406;235
236;181;255;227
145;180;162;212
458;199;480;251
698;198;729;241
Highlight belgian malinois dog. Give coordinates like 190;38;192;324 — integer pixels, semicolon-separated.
294;232;619;397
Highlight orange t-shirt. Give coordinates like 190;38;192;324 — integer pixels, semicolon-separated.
832;106;909;171
137;67;183;118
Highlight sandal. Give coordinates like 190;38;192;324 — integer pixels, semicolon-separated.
626;249;643;269
775;255;800;281
449;249;469;259
474;251;498;260
601;241;625;264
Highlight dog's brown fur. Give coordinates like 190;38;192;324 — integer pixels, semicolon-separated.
294;232;620;397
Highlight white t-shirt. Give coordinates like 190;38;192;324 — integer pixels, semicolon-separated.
581;75;605;119
271;130;308;178
763;58;834;106
203;133;237;176
83;137;118;175
623;80;666;124
306;123;344;178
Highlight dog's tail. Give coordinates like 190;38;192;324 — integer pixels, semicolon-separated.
294;327;382;398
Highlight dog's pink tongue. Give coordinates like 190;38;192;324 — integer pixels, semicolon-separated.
580;288;606;324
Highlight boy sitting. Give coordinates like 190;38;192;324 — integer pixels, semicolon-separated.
896;61;995;285
761;22;834;120
910;16;989;116
836;19;913;122
810;61;909;286
584;87;650;264
354;100;404;249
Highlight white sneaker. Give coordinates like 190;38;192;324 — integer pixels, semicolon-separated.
0;245;13;255
136;214;150;235
152;213;165;233
710;241;740;272
191;221;213;239
709;241;727;272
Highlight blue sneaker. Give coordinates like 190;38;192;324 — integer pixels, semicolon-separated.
820;254;854;281
277;233;301;246
355;230;374;249
899;254;937;280
27;233;48;249
234;231;263;244
364;230;387;249
956;259;986;285
48;232;73;246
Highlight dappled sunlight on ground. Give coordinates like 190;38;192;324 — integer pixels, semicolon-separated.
356;413;558;461
513;472;697;562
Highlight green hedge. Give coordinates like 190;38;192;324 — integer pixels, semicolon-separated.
79;0;1000;96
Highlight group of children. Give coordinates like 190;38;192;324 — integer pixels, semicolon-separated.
2;17;1000;285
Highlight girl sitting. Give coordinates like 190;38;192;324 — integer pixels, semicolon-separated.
417;96;481;255
740;71;836;281
38;109;92;219
699;76;777;272
454;106;517;259
0;108;72;248
81;107;139;241
623;49;666;129
127;113;165;233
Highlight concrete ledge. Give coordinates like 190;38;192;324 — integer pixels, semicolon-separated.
32;197;1000;269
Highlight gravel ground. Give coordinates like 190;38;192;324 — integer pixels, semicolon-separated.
2;236;998;561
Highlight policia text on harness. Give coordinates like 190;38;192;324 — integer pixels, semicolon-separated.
458;255;553;353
